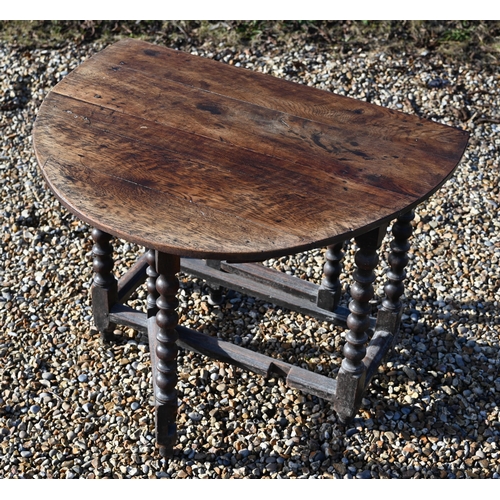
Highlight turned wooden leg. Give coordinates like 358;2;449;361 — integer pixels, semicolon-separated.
317;241;345;311
152;251;180;457
91;228;118;342
377;210;415;345
146;249;159;318
335;226;385;423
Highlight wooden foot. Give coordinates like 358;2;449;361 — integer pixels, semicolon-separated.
207;285;223;305
91;228;118;342
159;444;174;458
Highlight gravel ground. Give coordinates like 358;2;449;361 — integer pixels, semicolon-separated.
1;33;499;479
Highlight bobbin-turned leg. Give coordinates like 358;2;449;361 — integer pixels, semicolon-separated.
377;210;415;347
149;251;180;457
317;241;345;311
91;228;118;342
335;226;386;423
146;249;159;318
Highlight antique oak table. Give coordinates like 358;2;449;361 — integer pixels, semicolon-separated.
33;39;469;457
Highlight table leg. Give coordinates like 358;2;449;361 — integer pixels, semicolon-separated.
378;210;415;346
152;251;180;457
317;241;345;311
334;226;385;423
146;249;159;318
91;228;117;342
205;259;224;305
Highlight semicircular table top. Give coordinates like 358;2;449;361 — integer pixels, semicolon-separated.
33;39;469;261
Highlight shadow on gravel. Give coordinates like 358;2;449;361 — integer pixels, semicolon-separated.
133;282;499;478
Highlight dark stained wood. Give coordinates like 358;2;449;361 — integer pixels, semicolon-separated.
380;209;416;350
34;40;471;451
180;256;358;327
176;324;272;376
110;302;148;331
152;251;180;457
317;241;345;311
51;42;467;170
111;303;374;404
335;226;386;423
109;254;378;331
91;229;117;341
176;325;338;402
381;210;415;315
146;249;159;318
363;330;395;386
33;38;469;261
220;260;318;301
34;94;410;259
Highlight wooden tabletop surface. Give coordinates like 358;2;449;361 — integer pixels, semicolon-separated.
33;39;469;261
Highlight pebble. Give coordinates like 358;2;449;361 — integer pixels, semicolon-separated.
357;470;372;479
1;25;499;480
82;403;93;413
402;367;417;381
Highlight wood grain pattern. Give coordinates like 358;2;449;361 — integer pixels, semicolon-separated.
33;39;469;260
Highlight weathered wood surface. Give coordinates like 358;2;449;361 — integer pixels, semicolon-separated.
151;252;180;457
109;302;148;331
176;325;338;402
109;302;391;404
363;329;394;385
180;256;355;327
91;229;117;341
33;39;469;261
317;241;345;311
334;226;385;422
219;260;318;301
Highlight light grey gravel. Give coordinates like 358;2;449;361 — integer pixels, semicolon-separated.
1;33;499;479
